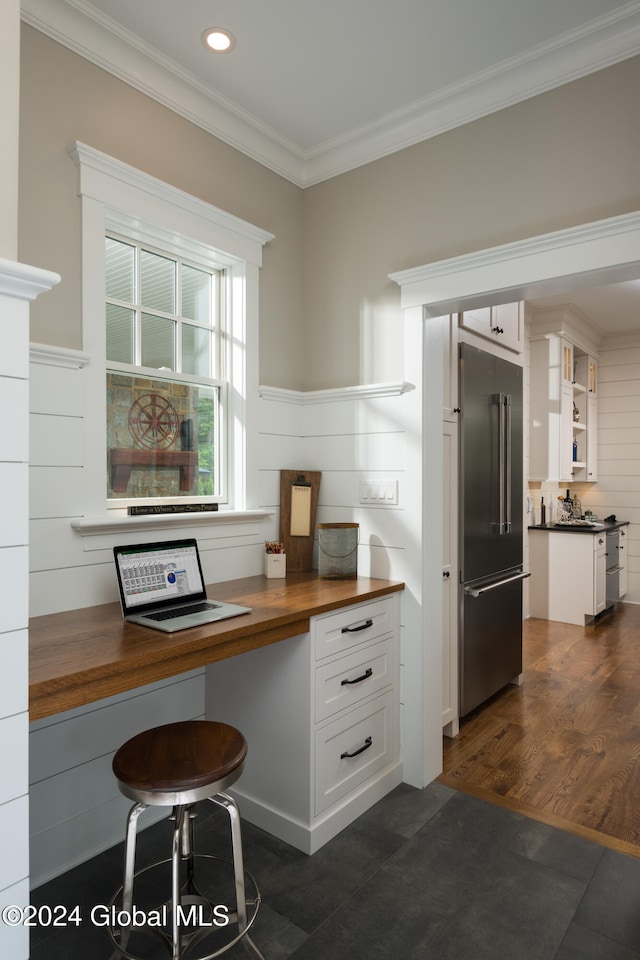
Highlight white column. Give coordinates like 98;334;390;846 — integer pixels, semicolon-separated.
0;262;59;959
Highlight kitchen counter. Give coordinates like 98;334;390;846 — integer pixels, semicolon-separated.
29;572;404;721
529;521;628;625
528;519;629;533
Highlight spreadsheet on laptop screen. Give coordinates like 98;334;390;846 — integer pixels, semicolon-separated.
117;542;204;609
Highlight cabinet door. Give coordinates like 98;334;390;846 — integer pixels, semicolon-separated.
459;307;491;341
560;383;574;481
492;302;523;353
575;354;597;396
586;393;598;481
594;538;606;615
459;303;522;354
562;340;574;385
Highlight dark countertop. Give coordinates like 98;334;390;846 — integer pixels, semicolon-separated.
528;519;629;534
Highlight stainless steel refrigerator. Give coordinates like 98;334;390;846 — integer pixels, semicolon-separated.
459;342;528;717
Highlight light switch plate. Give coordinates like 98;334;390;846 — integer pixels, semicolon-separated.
360;479;398;505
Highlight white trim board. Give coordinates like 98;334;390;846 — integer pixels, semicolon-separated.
389;210;640;312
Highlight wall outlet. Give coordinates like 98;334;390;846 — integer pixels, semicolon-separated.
360;479;398;505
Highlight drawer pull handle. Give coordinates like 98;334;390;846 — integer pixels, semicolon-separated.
341;736;372;760
341;667;373;686
341;618;374;634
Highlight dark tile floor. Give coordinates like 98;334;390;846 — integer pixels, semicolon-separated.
29;783;640;960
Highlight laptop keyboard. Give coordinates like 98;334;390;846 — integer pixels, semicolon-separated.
145;601;222;622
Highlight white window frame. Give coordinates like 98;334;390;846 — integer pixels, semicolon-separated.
105;231;227;507
69;141;273;527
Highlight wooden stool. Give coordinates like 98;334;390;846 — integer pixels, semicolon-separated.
109;720;263;960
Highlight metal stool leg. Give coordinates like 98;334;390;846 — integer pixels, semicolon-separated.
120;802;147;952
171;805;188;960
209;793;266;960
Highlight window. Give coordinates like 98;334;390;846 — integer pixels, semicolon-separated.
105;236;224;503
69;141;273;525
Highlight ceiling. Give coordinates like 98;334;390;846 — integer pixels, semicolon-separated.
22;0;640;186
21;0;640;336
529;280;640;338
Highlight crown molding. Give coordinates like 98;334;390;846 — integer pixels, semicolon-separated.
21;0;640;187
527;306;602;358
389;210;640;312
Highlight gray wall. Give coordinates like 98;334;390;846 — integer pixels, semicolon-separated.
19;28;640;393
19;25;305;389
301;56;640;388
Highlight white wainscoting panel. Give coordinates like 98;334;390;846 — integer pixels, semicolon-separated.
0;796;29;893
0;713;28;806
0;463;28;546
30;672;205;886
0;630;28;718
0;378;29;461
0;547;28;634
30;413;84;467
29;466;84;521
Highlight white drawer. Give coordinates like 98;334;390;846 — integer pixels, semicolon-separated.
315;638;393;723
314;691;393;815
313;597;395;661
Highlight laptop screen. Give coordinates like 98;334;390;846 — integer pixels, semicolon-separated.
114;539;207;615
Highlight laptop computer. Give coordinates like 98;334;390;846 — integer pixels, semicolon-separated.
114;538;252;633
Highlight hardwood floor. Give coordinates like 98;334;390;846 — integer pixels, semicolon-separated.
439;601;640;858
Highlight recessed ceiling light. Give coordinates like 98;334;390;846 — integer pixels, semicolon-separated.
202;28;236;53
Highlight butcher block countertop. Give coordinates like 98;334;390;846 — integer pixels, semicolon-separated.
29;573;404;721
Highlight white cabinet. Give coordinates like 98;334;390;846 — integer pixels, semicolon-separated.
530;337;599;483
529;530;607;625
530;336;573;482
572;355;598;482
205;594;401;854
459;301;523;354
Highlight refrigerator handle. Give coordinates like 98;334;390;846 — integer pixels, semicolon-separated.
504;394;512;534
493;392;508;535
464;571;531;598
493;392;512;535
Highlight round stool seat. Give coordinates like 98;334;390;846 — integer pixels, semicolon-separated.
113;720;247;805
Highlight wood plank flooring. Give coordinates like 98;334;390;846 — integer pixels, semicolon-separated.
439;602;640;857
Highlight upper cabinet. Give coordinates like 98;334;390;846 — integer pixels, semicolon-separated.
459;302;523;355
529;333;599;483
573;354;598;482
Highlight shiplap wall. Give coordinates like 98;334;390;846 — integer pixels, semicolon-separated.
576;336;640;603
29;354;420;884
255;385;413;767
28;352;278;886
29;353;415;883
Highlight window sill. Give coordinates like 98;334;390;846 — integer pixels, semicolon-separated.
71;509;273;537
